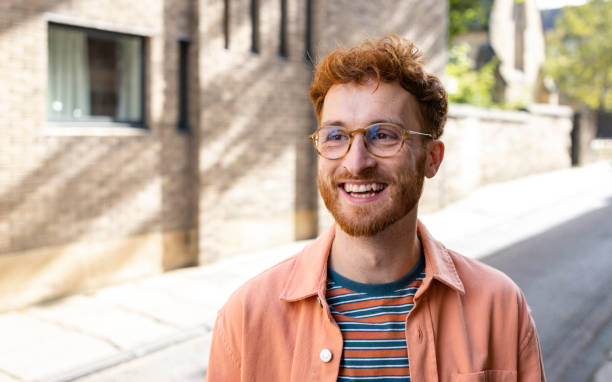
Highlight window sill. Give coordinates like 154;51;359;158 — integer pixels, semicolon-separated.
44;124;150;137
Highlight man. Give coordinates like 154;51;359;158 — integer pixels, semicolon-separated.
206;35;545;381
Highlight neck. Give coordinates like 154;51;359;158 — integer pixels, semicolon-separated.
329;208;422;284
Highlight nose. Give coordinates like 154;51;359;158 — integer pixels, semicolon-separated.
342;134;377;175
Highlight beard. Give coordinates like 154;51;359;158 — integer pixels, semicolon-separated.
318;161;425;237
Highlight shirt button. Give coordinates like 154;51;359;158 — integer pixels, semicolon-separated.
320;348;333;363
418;328;424;343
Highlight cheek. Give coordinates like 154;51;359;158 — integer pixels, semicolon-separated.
397;147;424;171
318;159;337;177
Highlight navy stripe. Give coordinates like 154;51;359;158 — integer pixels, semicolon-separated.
338;377;411;381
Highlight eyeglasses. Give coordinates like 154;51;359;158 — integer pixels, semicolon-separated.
309;122;433;160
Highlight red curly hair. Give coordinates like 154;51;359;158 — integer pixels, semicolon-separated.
309;34;448;139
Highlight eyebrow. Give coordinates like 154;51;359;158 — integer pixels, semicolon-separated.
321;119;405;128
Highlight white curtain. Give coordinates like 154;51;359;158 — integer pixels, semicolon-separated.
116;37;142;121
47;26;90;120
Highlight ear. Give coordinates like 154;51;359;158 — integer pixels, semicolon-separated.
424;140;444;179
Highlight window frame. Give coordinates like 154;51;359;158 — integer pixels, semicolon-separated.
47;22;147;129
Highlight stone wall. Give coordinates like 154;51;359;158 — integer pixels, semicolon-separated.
421;103;573;212
0;0;198;311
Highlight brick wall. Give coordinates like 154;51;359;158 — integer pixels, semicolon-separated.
197;0;318;263
0;0;449;309
196;0;449;263
0;0;197;310
315;0;448;75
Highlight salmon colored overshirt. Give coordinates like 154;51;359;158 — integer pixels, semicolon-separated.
206;221;546;381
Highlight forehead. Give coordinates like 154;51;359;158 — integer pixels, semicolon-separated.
321;80;421;128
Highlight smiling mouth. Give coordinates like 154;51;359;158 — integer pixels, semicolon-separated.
341;182;387;198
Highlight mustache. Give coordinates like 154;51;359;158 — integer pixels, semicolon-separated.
327;168;394;183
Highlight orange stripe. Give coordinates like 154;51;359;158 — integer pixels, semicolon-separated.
333;313;408;323
332;296;414;312
343;349;407;358
326;287;356;297
340;367;410;377
342;331;405;339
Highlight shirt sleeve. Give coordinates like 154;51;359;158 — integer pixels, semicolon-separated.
517;296;546;382
206;309;241;381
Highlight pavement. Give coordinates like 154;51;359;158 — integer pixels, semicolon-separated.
1;160;611;382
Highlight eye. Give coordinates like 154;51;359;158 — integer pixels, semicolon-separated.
368;124;401;141
327;133;346;141
373;131;391;139
322;127;349;142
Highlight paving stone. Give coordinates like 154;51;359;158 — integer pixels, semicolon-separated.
28;295;178;350
0;312;116;381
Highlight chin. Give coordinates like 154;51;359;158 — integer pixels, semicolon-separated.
333;206;415;237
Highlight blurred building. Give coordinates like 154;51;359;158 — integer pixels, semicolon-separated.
490;0;545;105
454;0;546;106
0;0;447;310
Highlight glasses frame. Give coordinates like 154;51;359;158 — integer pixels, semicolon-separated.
309;122;433;160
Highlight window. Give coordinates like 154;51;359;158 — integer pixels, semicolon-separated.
279;0;288;58
305;0;313;64
178;40;190;131
251;0;260;53
224;0;230;49
47;23;145;126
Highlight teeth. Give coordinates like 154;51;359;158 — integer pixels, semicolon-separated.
352;192;376;198
343;183;384;193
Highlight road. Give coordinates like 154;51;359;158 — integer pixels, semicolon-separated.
482;197;612;382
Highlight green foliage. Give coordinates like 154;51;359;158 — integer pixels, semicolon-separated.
446;44;498;108
544;0;612;110
448;0;493;44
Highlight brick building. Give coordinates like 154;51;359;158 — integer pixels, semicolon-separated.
0;0;447;310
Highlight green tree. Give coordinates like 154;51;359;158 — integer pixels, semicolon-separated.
448;0;493;44
545;0;612;110
446;44;498;108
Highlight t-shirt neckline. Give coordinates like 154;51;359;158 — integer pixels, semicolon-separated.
327;254;425;296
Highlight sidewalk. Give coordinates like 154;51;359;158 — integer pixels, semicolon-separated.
1;161;611;382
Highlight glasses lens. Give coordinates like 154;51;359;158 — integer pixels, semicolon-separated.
365;124;403;156
317;126;349;159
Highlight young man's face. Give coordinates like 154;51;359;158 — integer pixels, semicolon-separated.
317;79;432;236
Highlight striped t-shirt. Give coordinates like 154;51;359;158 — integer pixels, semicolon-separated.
325;256;425;382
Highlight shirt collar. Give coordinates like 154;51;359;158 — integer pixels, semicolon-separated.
279;220;464;302
417;220;465;295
